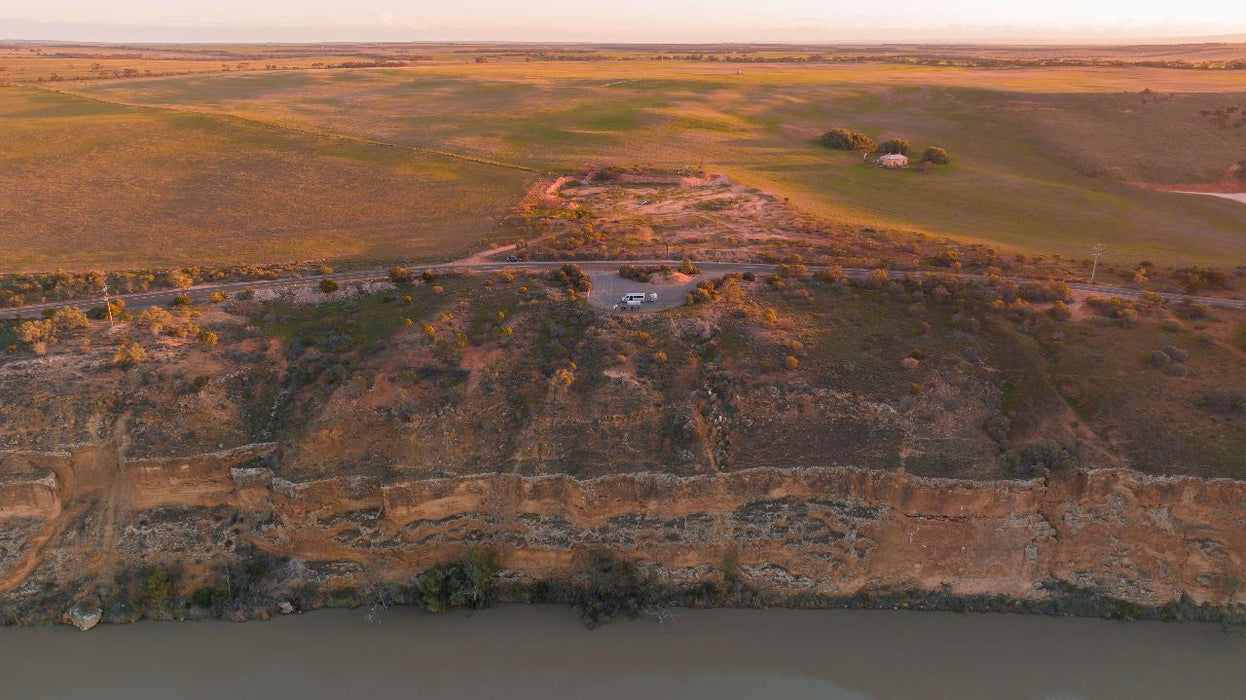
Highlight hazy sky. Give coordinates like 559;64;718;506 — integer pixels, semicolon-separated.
3;0;1246;43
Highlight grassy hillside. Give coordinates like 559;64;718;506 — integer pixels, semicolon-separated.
0;87;535;271
62;61;1246;266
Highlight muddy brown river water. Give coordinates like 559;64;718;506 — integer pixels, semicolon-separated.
1;606;1243;699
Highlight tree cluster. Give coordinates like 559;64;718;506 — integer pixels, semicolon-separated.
820;127;875;152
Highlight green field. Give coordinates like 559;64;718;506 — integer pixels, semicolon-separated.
4;56;1245;270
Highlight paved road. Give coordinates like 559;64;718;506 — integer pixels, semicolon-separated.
2;259;1243;321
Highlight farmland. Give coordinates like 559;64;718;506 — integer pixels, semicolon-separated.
2;44;1245;270
0;86;535;270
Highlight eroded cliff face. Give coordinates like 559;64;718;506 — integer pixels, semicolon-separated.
2;272;1243;623
3;439;1243;619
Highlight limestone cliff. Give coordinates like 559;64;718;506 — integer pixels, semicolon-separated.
3;440;1243;618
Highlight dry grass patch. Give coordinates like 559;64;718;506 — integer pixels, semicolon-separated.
0;87;535;271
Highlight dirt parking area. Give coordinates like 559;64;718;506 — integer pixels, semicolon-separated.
586;267;703;313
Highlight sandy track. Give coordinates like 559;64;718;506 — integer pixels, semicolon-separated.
2;259;1243;321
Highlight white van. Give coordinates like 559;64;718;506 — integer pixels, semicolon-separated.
621;292;646;304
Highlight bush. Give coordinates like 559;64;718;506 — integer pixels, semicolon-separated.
819;127;875;152
619;264;658;282
1162;345;1189;363
413;547;500;613
163;270;193;290
388;266;414;285
198;331;219;348
820;127;855;149
113;340;149;366
878;138;911;156
548;264;592;293
784;355;799;371
574;552;660;629
135;306;174;335
922;146;950;165
132;566;176;614
1019;280;1072;303
16;319;56;349
88;299;125;320
50;306;90;331
1084;295;1141;326
1172;267;1229;294
1195;388;1246;416
1175;302;1209;320
318;279;339;294
1015;439;1075;477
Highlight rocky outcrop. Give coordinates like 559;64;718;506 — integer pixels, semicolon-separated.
62;602;101;631
0;452;65;520
353;467;1243;605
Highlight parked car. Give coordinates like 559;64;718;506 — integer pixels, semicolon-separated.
621;292;646;304
646;293;658;303
505;255;522;263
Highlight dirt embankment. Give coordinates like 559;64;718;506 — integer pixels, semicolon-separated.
3;440;1244;612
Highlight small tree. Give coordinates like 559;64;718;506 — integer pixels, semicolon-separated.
851;133;875;152
878;138;910;156
922;146;950;165
821;128;875;153
819;128;855;150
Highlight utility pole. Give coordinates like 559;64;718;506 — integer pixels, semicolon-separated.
101;283;114;327
1089;244;1105;285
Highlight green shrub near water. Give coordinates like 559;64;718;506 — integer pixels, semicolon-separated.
414;546;501;613
573;551;661;629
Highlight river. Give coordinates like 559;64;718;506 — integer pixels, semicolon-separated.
1;606;1243;699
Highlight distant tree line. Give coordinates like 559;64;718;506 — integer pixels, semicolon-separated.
820;129;951;165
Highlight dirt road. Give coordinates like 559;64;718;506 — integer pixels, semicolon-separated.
1;259;1242;321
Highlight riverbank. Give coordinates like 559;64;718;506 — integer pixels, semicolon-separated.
2;605;1244;699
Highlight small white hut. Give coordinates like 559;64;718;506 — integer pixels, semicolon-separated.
876;153;909;169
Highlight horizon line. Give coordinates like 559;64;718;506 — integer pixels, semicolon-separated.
5;34;1246;47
